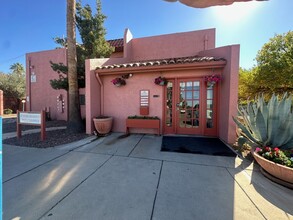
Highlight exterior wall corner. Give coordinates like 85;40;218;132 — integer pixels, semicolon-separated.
198;44;240;144
85;58;111;134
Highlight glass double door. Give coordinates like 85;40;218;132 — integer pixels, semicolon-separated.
164;78;217;136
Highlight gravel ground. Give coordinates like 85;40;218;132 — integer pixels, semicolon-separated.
2;119;91;148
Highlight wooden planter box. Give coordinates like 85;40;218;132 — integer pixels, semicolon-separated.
126;118;160;135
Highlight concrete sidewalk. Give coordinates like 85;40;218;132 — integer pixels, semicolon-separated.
3;133;293;220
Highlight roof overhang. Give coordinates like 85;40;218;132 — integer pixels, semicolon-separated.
95;56;226;76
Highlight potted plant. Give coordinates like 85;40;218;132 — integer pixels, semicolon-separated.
111;77;126;87
126;115;160;135
254;147;293;185
154;76;168;86
204;74;222;87
93;116;113;135
233;93;293;187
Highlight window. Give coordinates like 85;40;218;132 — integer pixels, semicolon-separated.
79;94;85;105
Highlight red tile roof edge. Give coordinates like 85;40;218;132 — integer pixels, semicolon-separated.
108;38;124;51
96;56;226;70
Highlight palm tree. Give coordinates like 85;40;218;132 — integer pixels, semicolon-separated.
10;63;25;75
67;0;83;132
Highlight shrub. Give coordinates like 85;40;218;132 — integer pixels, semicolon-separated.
4;108;13;114
233;93;293;150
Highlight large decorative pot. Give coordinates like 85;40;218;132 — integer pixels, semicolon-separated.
93;116;113;135
252;151;293;186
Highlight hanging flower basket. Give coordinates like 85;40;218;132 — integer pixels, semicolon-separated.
204;74;222;87
111;77;126;87
154;76;167;86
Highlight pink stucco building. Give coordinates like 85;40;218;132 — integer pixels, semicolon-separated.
86;28;239;144
26;48;68;121
26;28;239;144
25;40;123;121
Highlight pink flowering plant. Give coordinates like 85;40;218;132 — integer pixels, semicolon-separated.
154;76;168;86
204;74;222;83
255;147;293;168
111;77;126;86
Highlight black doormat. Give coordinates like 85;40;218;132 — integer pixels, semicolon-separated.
161;136;237;157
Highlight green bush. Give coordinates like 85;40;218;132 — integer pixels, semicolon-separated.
4;108;13;114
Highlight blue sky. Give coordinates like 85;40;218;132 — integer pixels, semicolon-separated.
0;0;292;73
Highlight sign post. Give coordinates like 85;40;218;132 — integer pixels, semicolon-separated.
17;110;46;141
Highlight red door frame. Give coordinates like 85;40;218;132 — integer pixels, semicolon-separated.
203;82;218;137
163;77;218;137
175;78;204;135
163;79;176;134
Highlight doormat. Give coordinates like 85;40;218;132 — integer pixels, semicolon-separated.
161;136;237;157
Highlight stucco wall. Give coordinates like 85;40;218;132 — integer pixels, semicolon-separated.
85;58;110;134
110;52;123;58
102;72;163;133
26;48;68;120
199;45;240;144
130;29;216;61
91;67;223;135
26;48;124;122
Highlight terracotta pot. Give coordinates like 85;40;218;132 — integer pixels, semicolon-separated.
252;151;293;184
93;117;113;135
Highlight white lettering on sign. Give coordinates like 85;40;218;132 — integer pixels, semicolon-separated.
19;112;41;125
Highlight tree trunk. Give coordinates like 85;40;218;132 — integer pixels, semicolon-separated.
67;0;83;132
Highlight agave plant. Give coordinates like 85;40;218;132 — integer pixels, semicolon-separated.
233;93;293;150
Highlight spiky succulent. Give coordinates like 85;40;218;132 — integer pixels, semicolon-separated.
233;93;293;150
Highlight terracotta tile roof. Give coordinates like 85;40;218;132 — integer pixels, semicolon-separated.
108;38;123;52
96;56;226;70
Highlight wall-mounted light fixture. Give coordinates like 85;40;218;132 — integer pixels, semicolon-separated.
122;73;133;79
